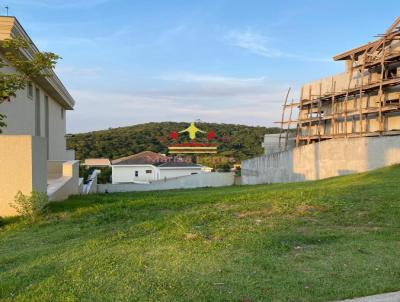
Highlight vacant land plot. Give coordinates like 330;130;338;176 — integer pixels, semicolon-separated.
1;166;400;301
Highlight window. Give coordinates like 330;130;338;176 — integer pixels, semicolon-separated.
61;108;64;120
135;171;139;177
44;96;49;159
27;82;33;99
145;170;152;174
35;88;41;136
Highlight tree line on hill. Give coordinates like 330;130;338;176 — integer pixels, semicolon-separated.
66;122;280;162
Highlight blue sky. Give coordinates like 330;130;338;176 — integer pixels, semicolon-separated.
7;0;400;132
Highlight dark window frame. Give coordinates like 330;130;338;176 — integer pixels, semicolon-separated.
27;82;33;99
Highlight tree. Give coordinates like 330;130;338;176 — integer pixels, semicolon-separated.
0;38;60;132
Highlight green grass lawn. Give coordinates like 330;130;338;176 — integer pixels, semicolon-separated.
1;166;400;302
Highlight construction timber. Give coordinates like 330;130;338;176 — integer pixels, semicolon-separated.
278;18;400;147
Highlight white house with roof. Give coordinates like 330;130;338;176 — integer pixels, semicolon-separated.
111;151;207;184
0;17;79;216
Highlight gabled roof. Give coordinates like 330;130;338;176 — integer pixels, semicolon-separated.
112;151;168;165
0;16;75;109
84;158;111;166
156;162;202;168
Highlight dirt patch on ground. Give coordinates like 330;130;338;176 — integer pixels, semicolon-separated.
234;207;276;218
295;204;319;216
184;233;198;240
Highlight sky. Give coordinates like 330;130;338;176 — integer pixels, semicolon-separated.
5;0;400;133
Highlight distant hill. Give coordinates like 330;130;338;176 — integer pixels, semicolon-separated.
67;122;280;161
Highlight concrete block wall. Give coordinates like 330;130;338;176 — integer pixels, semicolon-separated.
242;136;400;185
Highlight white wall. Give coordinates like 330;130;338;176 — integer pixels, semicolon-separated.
48;160;80;201
112;165;158;184
159;167;202;179
48;95;68;160
242;136;400;185
112;165;205;184
99;172;235;193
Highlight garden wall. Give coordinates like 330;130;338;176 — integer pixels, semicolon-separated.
242;136;400;184
98;172;234;193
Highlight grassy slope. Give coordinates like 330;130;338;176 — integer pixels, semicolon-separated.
1;166;400;302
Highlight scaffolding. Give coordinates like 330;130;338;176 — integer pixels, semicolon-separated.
278;18;400;147
274;87;299;151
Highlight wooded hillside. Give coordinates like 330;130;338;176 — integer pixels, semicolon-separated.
67;122;280;161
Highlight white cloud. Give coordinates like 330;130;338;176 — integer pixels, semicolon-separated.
225;28;331;62
67;73;296;133
158;73;269;86
225;29;282;58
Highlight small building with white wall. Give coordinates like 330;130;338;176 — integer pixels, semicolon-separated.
111;151;206;184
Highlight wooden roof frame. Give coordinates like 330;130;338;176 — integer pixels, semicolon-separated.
333;17;400;61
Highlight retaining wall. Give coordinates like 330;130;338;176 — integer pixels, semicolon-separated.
242;136;400;185
98;172;234;193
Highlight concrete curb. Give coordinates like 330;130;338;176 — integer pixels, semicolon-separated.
335;291;400;302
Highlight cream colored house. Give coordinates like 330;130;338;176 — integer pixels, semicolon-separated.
0;17;79;216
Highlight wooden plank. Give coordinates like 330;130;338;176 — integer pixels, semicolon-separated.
318;82;322;142
330;77;336;136
308;86;312;144
285;98;295;150
343;56;354;137
296;87;304;147
378;38;386;134
278;88;291;149
359;50;367;136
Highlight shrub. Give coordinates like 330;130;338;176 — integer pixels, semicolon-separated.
98;167;112;184
10;191;49;223
235;166;241;177
216;163;231;172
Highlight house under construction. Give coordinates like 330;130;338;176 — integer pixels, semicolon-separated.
280;18;400;147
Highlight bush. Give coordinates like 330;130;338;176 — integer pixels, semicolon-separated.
97;167;112;184
216;163;231;172
0;216;4;228
9;191;49;223
235;166;241;177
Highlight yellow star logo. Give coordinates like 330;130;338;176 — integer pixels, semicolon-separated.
179;122;206;140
